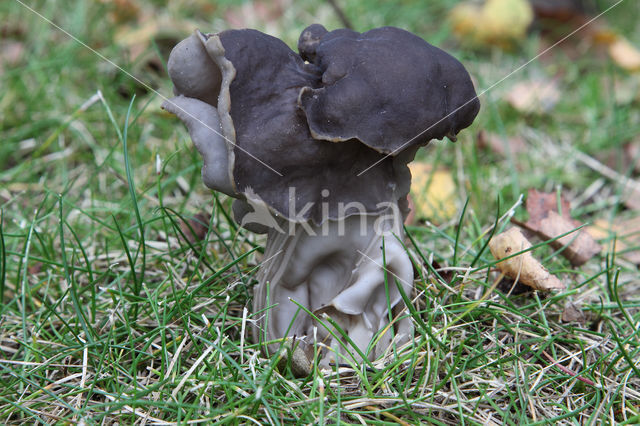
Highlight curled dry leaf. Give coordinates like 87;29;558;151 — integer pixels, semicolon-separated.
525;189;600;266
408;163;457;224
489;227;565;291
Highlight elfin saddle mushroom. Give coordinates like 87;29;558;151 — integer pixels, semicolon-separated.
163;24;479;367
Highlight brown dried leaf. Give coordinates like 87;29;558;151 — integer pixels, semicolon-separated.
538;211;601;266
530;0;586;24
525;189;601;266
489;227;565;291
477;130;527;156
526;188;571;223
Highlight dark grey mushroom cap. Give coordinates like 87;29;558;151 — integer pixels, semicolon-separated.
165;26;479;226
298;25;480;154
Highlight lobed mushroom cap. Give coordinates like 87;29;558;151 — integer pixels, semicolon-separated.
165;25;480;226
167;32;221;106
297;24;480;154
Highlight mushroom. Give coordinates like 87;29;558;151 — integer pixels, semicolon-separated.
163;25;479;368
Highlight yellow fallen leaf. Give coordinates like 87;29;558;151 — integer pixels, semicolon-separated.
448;3;482;42
489;227;565;291
408;163;457;224
483;0;533;42
449;0;533;49
609;36;640;72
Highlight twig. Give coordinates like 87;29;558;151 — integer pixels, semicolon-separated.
541;350;595;386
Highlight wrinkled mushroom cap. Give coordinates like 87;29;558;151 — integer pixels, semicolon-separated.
165;25;480;227
298;25;480;154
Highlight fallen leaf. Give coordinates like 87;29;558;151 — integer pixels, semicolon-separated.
506;79;560;114
524;189;601;266
530;0;586;24
526;188;571;221
609;36;640;72
489;227;565;291
561;301;586;324
449;0;533;49
587;217;640;265
482;0;533;42
538;211;601;266
477;130;528;157
408;163;457;224
448;3;479;43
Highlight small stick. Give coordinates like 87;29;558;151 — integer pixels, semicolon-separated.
541;350;595;386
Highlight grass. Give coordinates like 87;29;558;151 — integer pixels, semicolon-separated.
1;0;640;423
